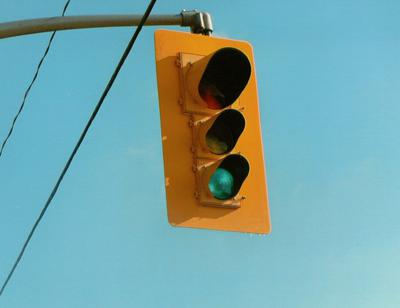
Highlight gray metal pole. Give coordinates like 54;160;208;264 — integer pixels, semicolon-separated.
0;11;213;39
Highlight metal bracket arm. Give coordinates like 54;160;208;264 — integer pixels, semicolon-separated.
181;10;213;35
0;10;213;39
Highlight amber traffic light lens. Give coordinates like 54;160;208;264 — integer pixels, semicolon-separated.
205;109;245;155
208;155;249;200
199;48;251;109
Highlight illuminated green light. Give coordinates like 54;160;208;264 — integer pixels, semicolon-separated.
208;168;234;200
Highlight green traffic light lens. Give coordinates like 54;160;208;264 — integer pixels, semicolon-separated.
208;155;250;201
208;168;235;200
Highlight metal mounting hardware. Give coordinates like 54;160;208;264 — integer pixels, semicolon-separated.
0;10;213;39
181;10;213;36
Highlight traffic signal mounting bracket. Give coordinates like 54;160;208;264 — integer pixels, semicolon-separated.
1;10;214;39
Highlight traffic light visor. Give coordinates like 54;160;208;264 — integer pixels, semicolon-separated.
205;109;245;155
199;48;251;110
208;155;250;200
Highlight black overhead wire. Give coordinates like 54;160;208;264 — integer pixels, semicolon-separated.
0;0;157;297
0;0;71;159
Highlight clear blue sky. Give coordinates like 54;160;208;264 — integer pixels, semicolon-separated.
1;0;399;307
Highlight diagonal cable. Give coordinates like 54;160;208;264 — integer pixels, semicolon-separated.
0;0;71;159
0;0;157;297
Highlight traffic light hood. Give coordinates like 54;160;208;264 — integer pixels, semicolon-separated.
187;47;251;110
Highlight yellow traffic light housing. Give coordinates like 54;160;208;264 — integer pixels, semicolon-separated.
154;29;270;233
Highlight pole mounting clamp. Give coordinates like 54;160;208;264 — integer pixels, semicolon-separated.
181;10;213;36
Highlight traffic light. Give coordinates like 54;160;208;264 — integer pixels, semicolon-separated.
154;29;270;233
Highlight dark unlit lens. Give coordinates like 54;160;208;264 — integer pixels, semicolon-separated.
205;109;245;155
206;124;232;155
